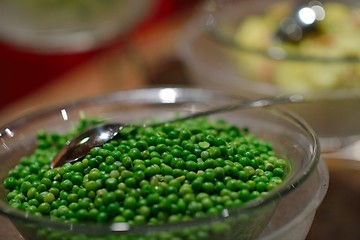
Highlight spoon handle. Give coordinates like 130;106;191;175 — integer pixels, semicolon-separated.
159;94;307;125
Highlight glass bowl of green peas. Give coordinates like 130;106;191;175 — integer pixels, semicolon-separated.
0;87;328;240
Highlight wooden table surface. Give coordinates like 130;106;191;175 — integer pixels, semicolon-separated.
1;4;360;240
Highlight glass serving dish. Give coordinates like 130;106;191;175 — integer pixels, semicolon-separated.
0;87;328;240
0;0;154;52
178;0;360;151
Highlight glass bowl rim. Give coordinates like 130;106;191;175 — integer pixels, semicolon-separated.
205;0;360;63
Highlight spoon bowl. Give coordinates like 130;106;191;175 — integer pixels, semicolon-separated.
50;123;124;168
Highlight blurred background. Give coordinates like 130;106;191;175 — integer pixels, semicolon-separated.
1;0;360;239
0;0;198;119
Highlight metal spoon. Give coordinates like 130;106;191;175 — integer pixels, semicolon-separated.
274;1;325;42
50;94;307;168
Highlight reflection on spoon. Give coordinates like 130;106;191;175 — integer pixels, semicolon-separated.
50;94;306;168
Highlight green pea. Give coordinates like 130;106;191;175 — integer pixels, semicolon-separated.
246;180;256;191
250;191;261;199
168;179;181;190
134;140;148;151
20;181;32;195
78;197;91;209
123;196;137;210
191;178;203;192
273;168;285;177
137;205;151;218
179;129;192;140
88;169;101;180
201;198;214;210
76;209;89;221
60;179;73;192
113;215;127;222
188;201;202;215
204;158;217;169
256;181;267;192
275;159;287;168
71;162;84;172
170;147;182;158
27;187;38;199
165;186;178;195
29;198;40;207
121;156;133;169
200;151;210;160
88;208;100;221
146;193;160;205
145;165;161;177
185;153;197;162
129;148;142;160
155;144;167;154
43;192;56;203
37;183;47;193
103;143;115;151
105;177;118;191
150;157;161;166
98;162;107;172
85;180;99;192
71;174;83;186
203;170;215;182
4;177;18;190
67;193;79;203
133;215;147;224
125;177;137;188
159;163;172;176
185;171;197;182
202;182;215;194
196;159;205;171
69;202;79;212
38;202;51;214
122;209;135;220
121;170;133;179
106;202;121;217
97;211;109;223
267;182;279;191
26;205;38;214
226;179;240;191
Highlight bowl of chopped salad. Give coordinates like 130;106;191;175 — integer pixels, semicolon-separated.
0;0;154;52
179;0;360;151
0;87;328;240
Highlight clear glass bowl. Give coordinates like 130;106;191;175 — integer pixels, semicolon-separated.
0;0;154;52
178;0;360;151
0;87;328;240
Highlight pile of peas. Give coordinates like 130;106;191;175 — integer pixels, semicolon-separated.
3;117;287;226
